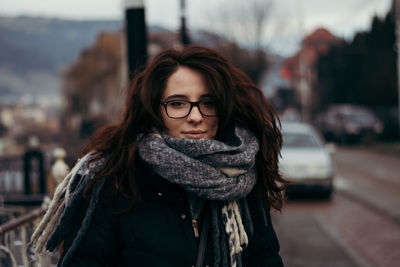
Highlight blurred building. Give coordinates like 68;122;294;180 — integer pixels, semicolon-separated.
0;105;61;148
280;28;343;121
62;32;128;138
148;28;182;58
61;29;184;138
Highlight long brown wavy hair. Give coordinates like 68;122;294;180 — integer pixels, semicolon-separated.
81;45;286;210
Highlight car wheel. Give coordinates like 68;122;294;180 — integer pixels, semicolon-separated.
321;186;333;200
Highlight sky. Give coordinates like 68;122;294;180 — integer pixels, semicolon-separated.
0;0;393;56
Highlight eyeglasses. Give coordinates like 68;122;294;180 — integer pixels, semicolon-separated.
160;99;217;119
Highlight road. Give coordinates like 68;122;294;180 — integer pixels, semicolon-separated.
272;147;400;267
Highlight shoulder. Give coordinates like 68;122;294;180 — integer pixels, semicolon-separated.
72;152;107;177
63;152;107;193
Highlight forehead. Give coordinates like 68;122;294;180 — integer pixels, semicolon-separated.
163;66;210;98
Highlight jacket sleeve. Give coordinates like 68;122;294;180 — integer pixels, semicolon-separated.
60;180;119;267
246;190;284;267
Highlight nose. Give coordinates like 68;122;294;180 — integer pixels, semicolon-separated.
187;106;203;123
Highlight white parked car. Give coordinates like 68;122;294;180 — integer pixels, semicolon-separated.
280;121;334;198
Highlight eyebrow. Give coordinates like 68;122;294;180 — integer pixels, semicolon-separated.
164;94;213;100
165;94;187;100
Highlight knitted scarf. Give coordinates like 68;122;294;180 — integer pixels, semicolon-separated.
30;126;260;267
137;125;259;267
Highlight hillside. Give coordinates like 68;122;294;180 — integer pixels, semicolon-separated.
0;16;122;105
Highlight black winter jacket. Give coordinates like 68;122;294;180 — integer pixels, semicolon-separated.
59;163;284;267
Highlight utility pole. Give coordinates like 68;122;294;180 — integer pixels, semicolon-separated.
299;52;311;123
180;0;191;45
395;0;400;136
125;0;148;79
296;0;311;122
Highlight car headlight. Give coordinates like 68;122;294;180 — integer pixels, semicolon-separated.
374;122;383;134
344;124;361;134
311;163;332;177
280;163;332;179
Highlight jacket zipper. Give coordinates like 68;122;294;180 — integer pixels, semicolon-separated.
192;219;199;238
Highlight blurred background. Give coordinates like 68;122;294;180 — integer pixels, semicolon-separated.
0;0;399;266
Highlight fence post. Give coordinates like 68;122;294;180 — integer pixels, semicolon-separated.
51;148;69;185
23;137;45;195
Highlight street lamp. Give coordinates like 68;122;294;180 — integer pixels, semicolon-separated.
125;0;148;79
395;0;400;136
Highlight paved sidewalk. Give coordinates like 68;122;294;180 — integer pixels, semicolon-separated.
333;148;400;222
317;195;400;267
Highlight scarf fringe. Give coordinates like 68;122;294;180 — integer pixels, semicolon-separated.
30;153;96;254
221;201;248;267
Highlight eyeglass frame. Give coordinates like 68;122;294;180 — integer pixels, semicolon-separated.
160;99;218;119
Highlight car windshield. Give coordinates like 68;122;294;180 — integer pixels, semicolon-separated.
342;113;375;124
283;132;321;149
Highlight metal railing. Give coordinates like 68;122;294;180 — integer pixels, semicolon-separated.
0;148;69;267
0;156;24;194
0;204;59;267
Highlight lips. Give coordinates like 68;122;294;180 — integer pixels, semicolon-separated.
183;130;206;134
182;130;207;139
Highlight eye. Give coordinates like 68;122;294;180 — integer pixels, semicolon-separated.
201;100;215;107
168;100;188;108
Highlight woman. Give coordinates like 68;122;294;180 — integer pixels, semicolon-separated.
31;46;286;267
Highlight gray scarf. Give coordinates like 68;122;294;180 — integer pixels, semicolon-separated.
138;126;259;267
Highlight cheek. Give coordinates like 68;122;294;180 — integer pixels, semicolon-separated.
161;111;182;137
161;108;172;128
162;112;174;129
209;118;219;137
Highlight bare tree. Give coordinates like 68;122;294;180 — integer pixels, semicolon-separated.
206;0;274;50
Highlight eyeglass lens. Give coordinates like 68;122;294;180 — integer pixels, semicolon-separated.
166;100;216;118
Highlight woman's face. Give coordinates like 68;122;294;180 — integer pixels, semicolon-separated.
160;66;218;139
